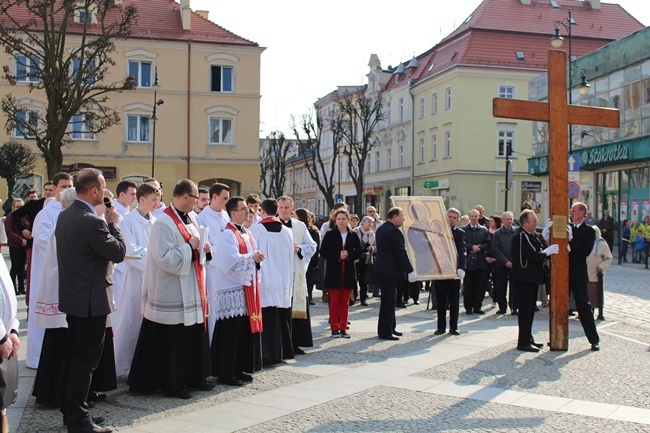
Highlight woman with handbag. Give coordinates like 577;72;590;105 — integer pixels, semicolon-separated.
354;216;377;306
320;209;363;338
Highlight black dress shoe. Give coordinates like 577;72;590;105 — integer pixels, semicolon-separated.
309;300;316;306
396;302;407;308
64;416;106;427
474;309;485;315
449;329;461;335
360;301;369;306
218;376;244;387
87;392;107;403
433;329;446;335
517;345;540;353
511;310;519;316
68;422;112;433
378;335;399;341
413;300;420;305
591;343;600;351
531;341;544;348
166;387;192;399
293;347;306;355
237;372;254;382
195;382;216;391
496;310;507;315
392;330;403;336
465;310;474;315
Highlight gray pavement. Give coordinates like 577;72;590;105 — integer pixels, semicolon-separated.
4;252;650;432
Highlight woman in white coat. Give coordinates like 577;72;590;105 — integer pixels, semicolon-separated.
587;226;613;310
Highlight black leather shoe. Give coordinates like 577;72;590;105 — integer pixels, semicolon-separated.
64;416;105;427
166;387;192;399
517;345;540;353
591;343;600;351
433;329;446;335
360;301;369;306
195;382;216;391
465;310;474;315
511;310;519;316
237;372;254;382
413;300;420;305
68;422;112;433
531;341;544;349
449;329;461;335
293;347;306;355
218;376;244;387
474;310;485;315
392;330;403;336
396;302;407;308
496;310;507;315
87;392;107;403
378;335;399;341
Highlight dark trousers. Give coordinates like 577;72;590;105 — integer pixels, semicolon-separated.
619;240;629;263
306;266;316;302
514;281;537;347
356;260;369;302
60;314;107;426
9;246;26;294
463;269;485;312
494;266;512;312
435;279;460;331
377;275;397;337
570;281;600;344
603;235;614;254
397;278;420;303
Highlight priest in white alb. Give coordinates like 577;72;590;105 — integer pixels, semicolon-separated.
249;198;295;364
110;180;137;307
212;196;264;386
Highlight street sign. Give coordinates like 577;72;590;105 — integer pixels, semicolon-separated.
568;181;580;199
568;155;580;182
335;194;343;203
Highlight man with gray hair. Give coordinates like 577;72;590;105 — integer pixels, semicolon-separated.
366;206;382;230
492;211;518;315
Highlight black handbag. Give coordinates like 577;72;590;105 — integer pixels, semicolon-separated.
0;355;19;409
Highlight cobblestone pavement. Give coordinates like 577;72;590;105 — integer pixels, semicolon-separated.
5;252;650;432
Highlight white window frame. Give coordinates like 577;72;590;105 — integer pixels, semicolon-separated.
398;145;404;167
206;105;238;146
499;85;515;99
70;113;97;141
431;92;438;116
444;87;452;110
75;3;97;24
375;150;380;172
13;109;39;139
418;138;425;163
126;114;151;143
430;133;438;161
398;98;404;123
444;129;452;158
387;148;392;170
15;54;40;83
497;126;516;157
207;54;238;94
71;57;98;86
419;97;425;119
124;49;157;89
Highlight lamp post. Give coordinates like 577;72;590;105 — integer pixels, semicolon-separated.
150;67;164;178
551;8;577;152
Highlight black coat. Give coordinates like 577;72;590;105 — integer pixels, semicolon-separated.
463;224;491;270
374;221;414;277
56;200;126;317
510;228;548;285
569;222;595;283
320;228;362;289
451;226;466;270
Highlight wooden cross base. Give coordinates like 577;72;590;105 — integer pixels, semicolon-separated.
493;50;619;350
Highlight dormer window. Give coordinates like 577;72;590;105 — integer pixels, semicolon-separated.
75;3;96;24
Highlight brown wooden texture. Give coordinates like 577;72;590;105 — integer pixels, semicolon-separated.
491;50;621;351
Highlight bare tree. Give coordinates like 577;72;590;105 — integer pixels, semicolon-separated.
336;87;384;213
260;130;291;198
0;0;138;179
291;110;342;213
0;141;36;214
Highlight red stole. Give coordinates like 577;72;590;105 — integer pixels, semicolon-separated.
259;216;282;224
163;206;208;330
225;223;263;333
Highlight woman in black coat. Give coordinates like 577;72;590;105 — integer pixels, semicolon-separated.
320;209;362;338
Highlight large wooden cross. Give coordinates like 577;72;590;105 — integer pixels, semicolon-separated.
493;50;619;351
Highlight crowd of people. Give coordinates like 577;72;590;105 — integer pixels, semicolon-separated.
0;170;624;432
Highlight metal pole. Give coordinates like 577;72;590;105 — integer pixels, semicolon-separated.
568;8;573;153
151;88;157;178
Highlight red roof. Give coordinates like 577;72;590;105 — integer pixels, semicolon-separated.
383;0;644;91
0;0;258;46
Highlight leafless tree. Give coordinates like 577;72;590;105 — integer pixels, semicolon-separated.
260;130;291;198
0;0;138;178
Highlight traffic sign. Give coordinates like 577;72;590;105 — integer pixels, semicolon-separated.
568;155;580;172
568;182;580;199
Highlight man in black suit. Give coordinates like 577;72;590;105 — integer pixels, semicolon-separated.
462;209;491;315
568;202;601;351
375;207;417;340
56;168;126;433
511;210;559;352
433;208;466;335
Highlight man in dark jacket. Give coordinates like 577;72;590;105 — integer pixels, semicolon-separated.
492;211;518;314
597;209;615;252
375;207;417;340
511;209;559;352
433;208;466;335
463;209;491;315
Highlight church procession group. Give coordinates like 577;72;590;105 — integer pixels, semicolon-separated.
0;168;606;433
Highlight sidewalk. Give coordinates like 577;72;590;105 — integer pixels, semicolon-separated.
7;254;650;432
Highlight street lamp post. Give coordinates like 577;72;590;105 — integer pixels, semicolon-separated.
551;8;576;152
150;67;164;178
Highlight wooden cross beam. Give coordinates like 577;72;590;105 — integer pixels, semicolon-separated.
493;50;619;351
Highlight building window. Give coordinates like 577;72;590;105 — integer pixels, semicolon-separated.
386;102;391;126
498;130;514;157
387;148;392;169
398;145;404;167
499;85;515;99
15;55;40;83
78;9;93;24
128;60;152;88
365;157;370;174
14;110;38;138
431;93;438;116
72;58;97;85
430;134;437;161
444;87;452;110
210;65;233;92
398;98;404;123
444;130;451;158
209;117;233;144
70;114;96;140
419;138;425;163
375;150;380;172
127;115;150;142
419;97;425;119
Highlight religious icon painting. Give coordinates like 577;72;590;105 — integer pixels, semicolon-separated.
390;196;459;280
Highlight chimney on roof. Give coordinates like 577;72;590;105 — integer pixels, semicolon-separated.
196;10;209;20
180;0;191;31
520;0;531;4
587;0;600;9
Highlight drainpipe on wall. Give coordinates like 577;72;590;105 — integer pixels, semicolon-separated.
409;79;415;194
186;41;192;178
